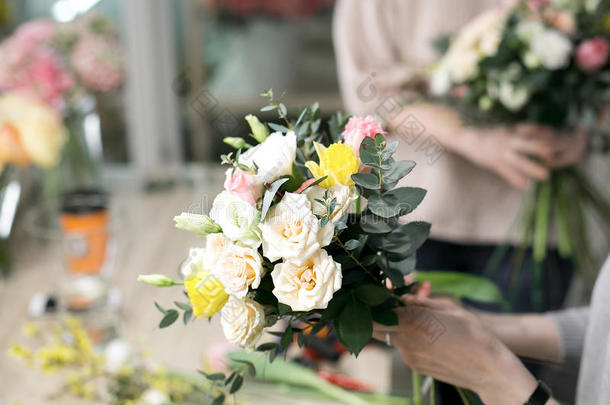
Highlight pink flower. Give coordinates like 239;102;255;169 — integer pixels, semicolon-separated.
576;38;609;73
224;168;261;206
341;115;386;157
26;51;74;109
71;35;124;92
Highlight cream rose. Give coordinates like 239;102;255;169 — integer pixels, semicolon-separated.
209;190;261;248
303;184;357;224
271;250;342;312
205;233;264;298
220;295;265;349
259;192;333;265
530;29;572;70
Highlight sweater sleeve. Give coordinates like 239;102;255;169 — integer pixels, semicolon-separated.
547;307;590;364
332;0;418;121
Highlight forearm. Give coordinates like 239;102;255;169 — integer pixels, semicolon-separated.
477;312;561;363
477;339;560;405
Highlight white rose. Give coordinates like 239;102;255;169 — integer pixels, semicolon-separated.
260;193;333;265
499;80;530;112
180;247;206;280
209;190;261;248
303;184;357;224
240;131;296;185
530;29;572;70
220;295;265;349
271;250;342;312
446;49;480;82
205;233;264;298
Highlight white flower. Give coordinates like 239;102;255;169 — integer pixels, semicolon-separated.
221;296;265;349
516;20;545;43
259;193;333;265
209;190;261;248
240;131;296;185
303;184;357;224
180;248;205;280
138;389;169;405
429;64;452;95
271;250;342;312
499;81;530;111
104;339;131;374
530;29;573;70
205;233;264;298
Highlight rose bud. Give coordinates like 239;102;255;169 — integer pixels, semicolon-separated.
576;37;610;73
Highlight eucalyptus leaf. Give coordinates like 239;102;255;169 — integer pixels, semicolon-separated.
261;178;289;220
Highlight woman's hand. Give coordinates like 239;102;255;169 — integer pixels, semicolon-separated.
459;124;554;190
373;296;550;405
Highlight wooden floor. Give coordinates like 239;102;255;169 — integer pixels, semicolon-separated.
0;176;392;405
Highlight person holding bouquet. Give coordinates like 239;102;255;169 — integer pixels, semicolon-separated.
333;0;586;312
373;254;610;405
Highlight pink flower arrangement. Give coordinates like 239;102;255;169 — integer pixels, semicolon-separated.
71;35;124;92
576;37;609;73
0;14;124;112
341;115;386;157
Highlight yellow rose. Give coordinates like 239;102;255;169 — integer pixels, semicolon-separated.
182;248;229;318
0;92;66;170
305;142;360;188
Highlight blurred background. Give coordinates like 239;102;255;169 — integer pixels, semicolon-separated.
0;1;608;404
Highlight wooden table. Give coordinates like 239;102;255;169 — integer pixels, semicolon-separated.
0;170;393;405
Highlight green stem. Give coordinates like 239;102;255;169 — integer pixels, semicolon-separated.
430;379;436;405
412;371;423;405
335;236;378;282
533;180;551;263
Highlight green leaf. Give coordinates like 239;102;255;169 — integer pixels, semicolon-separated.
261;177;289;220
281;325;293;350
225;371;237;385
260;105;275;111
351;173;380;190
360;214;394;234
233;359;256;376
343;239;362;250
154;302;166;314
183;310;192;325
278;303;292;316
198;370;226;381
212;394;226;405
367;194;401;218
230;374;244;394
321;293;350;321
417;271;504;304
159;310;179;328
372;308;399;326
256;343;279;352
268;122;289;133
335;297;373;356
174;301;191;311
382;187;427;216
355;284;393;306
384;160;416;189
383;222;431;255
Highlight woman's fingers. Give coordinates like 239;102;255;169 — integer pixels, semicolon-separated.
505;150;549;181
493;163;530;190
509;136;554;162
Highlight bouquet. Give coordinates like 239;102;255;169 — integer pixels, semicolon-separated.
139;92;502;404
430;0;610;298
0;13;124;112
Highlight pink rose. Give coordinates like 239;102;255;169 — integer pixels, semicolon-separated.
224;168;261;206
576;38;609;73
25;51;73;110
341;115;386;157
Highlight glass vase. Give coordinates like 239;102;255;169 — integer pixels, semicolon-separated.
44;96;103;202
0;166;21;276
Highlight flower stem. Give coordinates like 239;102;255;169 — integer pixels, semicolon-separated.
412;371;423;405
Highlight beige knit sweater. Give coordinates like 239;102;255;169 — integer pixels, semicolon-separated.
333;0;527;244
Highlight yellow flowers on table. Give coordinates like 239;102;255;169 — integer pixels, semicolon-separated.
0;92;66;171
305;141;360;188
